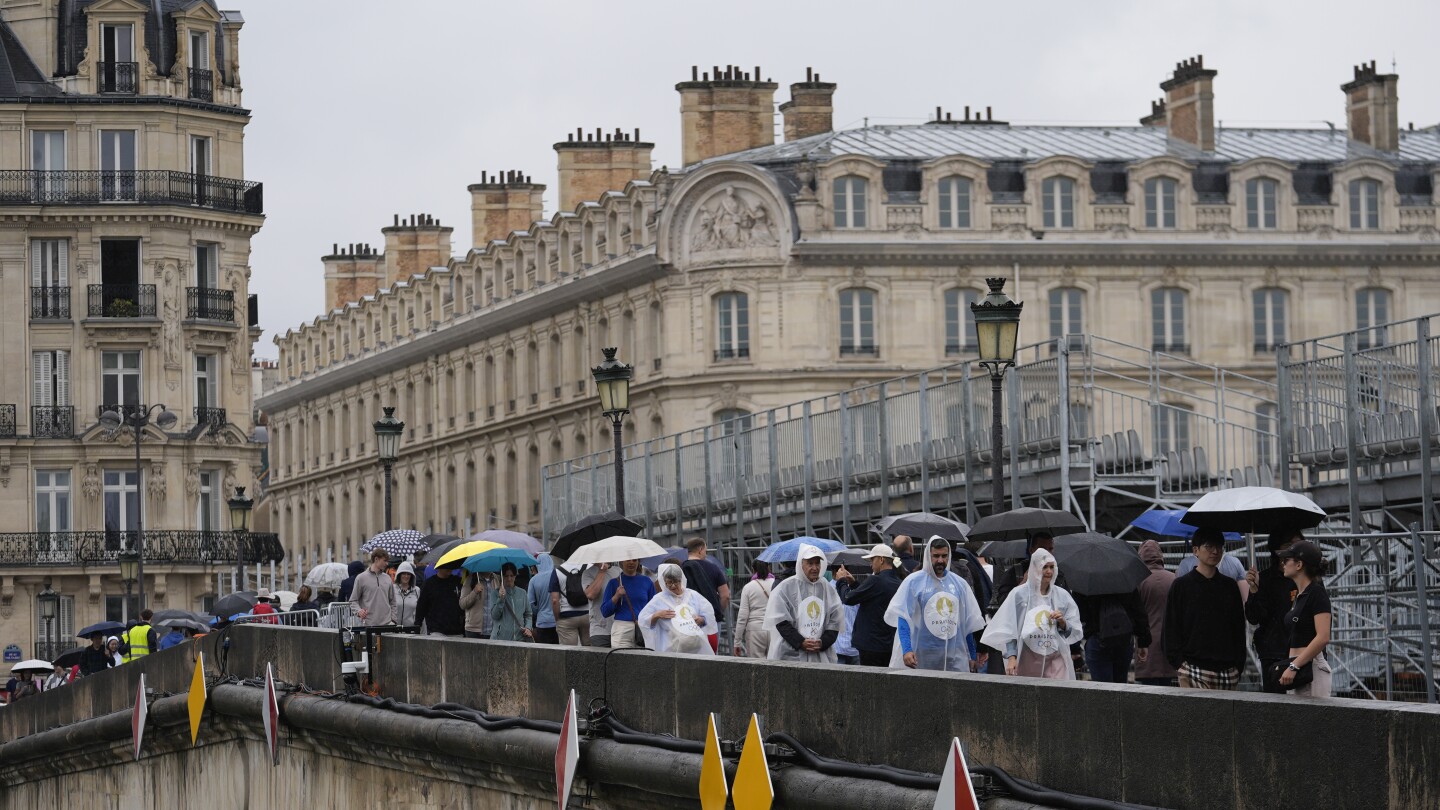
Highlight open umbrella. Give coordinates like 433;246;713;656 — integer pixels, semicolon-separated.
561;536;667;567
421;535;467;564
77;620;126;638
271;590;299;611
1130;510;1241;542
1180;487;1326;533
871;512;970;543
360;529;429;557
967;507;1087;543
51;646;89;669
158;618;208;633
977;539;1029;559
10;659;54;676
212;591;258;620
433;540;506;568
640;546;688;570
1047;533;1152;596
460;547;539;574
304;562;351;591
468;529;544;556
756;536;847;564
551;512;645;560
151;608;207;624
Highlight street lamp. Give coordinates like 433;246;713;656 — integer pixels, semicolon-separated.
37;583;58;659
118;549;140;621
372;407;405;530
591;347;633;515
971;277;1024;516
99;403;178;613
228;486;254;589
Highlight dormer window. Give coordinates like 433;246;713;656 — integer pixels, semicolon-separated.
1245;178;1278;229
99;24;136;94
188;30;213;101
1041;177;1074;228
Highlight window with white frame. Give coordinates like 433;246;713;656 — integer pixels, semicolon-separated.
715;292;749;360
195;243;218;290
195;354;218;413
1349;179;1380;230
838;288;877;355
31;350;70;408
1151;288;1188;352
196;469;220;531
30;238;69;297
35;470;71;533
832;175;868;228
1041;177;1075;228
938;176;972;229
1253;288;1287;351
103;470;140;541
31;131;66;199
1245;178;1278;229
101;351;141;410
1356;287;1391;350
1048;288;1084;350
1157;405;1192;455
98;129;136;200
1144;177;1177;229
944;288;978;355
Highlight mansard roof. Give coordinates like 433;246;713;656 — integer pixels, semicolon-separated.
63;0;227;81
0;20;61;97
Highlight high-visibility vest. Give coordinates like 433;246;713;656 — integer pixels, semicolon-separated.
123;623;152;662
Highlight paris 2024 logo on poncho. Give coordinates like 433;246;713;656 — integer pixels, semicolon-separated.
798;596;825;639
923;591;960;640
670;603;702;637
1021;606;1063;655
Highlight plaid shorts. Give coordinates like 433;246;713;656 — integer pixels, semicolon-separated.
1180;662;1241;690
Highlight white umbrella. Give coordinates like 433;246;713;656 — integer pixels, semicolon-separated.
1181;487;1326;533
557;535;666;566
304;562;350;591
9;659;53;675
271;590;299;611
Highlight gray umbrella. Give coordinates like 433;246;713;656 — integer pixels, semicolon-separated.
158;618;209;633
871;512;970;543
213;590;258;619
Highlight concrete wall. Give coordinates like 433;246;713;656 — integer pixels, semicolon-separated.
5;627;1438;809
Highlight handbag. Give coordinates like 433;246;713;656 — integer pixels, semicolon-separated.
1268;657;1314;691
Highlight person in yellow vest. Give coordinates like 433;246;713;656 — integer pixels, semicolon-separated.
122;609;156;663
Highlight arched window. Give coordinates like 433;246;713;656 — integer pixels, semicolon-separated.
550;334;563;397
464;362;477;421
527;342;540;405
649;301;663;370
938;177;972;229
504;350;516;411
1245;178;1278;229
1349;179;1380;230
1041;177;1075;228
1144;177;1177;229
714;292;749;361
838;288;877;355
484;356;497;416
1252;288;1287;351
833;175;868;229
944;288;978;355
1151;287;1188;353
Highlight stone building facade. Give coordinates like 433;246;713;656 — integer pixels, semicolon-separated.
259;59;1440;565
0;0;268;656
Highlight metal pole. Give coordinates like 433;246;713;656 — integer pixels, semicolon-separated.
383;462;394;531
133;414;146;613
990;371;1005;516
612;416;625;515
1412;524;1437;704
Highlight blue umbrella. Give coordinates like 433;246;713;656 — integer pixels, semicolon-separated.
640;546;688;570
1130;510;1241;542
756;537;847;564
460;546;539;574
77;620;126;638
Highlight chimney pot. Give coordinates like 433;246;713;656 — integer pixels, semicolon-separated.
691;65;698;81
807;67;814;82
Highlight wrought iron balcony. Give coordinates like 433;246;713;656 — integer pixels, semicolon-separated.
187;287;235;321
0;404;14;438
195;407;227;431
0;530;286;567
31;406;74;438
30;286;70;319
87;284;157;318
187;67;213;101
714;346;750;361
98;61;138;94
0;170;263;214
839;344;880;356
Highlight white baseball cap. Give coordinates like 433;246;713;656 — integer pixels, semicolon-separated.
860;543;897;560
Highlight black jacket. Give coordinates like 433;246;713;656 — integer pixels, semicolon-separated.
1243;562;1296;659
1164;569;1248;672
836;568;903;654
80;647;112;677
1075;590;1153;647
415;574;465;635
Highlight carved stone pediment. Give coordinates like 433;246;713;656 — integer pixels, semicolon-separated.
689;186;779;254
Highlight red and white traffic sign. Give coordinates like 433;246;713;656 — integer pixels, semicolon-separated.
131;673;147;760
555;689;579;810
933;737;980;810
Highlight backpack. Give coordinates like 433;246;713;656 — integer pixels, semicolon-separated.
1097;598;1134;640
562;565;589;608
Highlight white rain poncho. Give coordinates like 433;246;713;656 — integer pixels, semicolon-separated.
764;543;845;663
638;563;718;655
980;548;1084;679
883;536;986;671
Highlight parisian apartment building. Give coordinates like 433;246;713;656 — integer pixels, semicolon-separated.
257;58;1440;568
0;0;270;657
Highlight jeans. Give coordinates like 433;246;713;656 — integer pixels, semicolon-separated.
858;649;890;667
1084;635;1134;683
837;653;860;665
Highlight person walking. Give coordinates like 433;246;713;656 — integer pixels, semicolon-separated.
106;636;124;667
1134;539;1179;686
763;544;845;663
584;563;620;648
123;609;157;662
884;537;987;672
460;571;494;639
1276;540;1333;697
681;538;730;653
391;561;422;628
548;559;592;646
338;560;365;601
353;550;396;627
733;559;774;658
1245;530;1301;693
891;535;921;574
600;558;658;648
834;544;904;667
1164;529;1248;690
252;590;279;624
638;563;718;655
80;633;112;677
982;549;1083;680
1074;588;1151;683
489;563;533;642
527;555;559;644
291;585;320;613
43;663;69;691
415;566;464;637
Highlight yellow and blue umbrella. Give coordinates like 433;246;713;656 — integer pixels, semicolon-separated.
433;540;505;568
460;546;539;574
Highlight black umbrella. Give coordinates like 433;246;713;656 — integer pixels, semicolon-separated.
151;609;206;624
158;618;209;633
871;512;970;543
419;535;466;567
1047;533;1151;596
977;539;1030;559
213;590;258;619
967;507;1087;543
76;620;126;638
52;646;90;669
550;512;645;561
830;551;870;570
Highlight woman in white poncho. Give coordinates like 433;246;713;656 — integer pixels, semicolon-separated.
980;548;1083;679
763;543;845;663
637;563;718;655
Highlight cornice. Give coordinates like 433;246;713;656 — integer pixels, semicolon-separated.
790;239;1440;267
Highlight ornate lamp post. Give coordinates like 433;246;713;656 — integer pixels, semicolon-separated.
591;348;633;515
228;486;254;589
118;549;140;620
372;407;405;530
37;583;59;659
971;278;1024;516
99;404;178;613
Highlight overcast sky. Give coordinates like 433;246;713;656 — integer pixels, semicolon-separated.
240;0;1440;355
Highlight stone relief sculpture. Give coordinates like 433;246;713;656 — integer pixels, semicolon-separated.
162;265;182;369
148;462;167;501
690;187;779;252
82;465;100;499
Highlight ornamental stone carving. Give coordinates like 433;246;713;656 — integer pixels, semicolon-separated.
148;462;167;501
82;465;100;499
690;187;777;252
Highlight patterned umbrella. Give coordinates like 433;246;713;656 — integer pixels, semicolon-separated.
359;529;429;557
303;562;351;591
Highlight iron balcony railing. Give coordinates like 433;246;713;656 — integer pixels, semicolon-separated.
0;404;14;438
30;406;73;438
186;287;234;321
87;284;157;318
33;640;68;662
30;286;70;319
0;530;286;566
194;406;226;430
0;170;263;214
187;67;213;101
714;346;750;361
98;61;138;94
839;344;880;356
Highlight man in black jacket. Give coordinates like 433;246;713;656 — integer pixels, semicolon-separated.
1074;589;1153;683
415;566;465;637
1245;529;1301;692
1164;528;1248;689
834;544;905;667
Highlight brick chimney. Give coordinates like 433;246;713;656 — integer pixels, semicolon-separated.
469;170;545;248
1160;56;1218;151
780;68;836;142
381;213;453;286
676;64;778;165
1139;98;1167;127
1342;61;1400;152
553;127;654;212
322;242;384;311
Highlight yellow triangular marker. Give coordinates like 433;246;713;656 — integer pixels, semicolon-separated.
187;651;207;745
731;714;773;810
699;713;729;810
